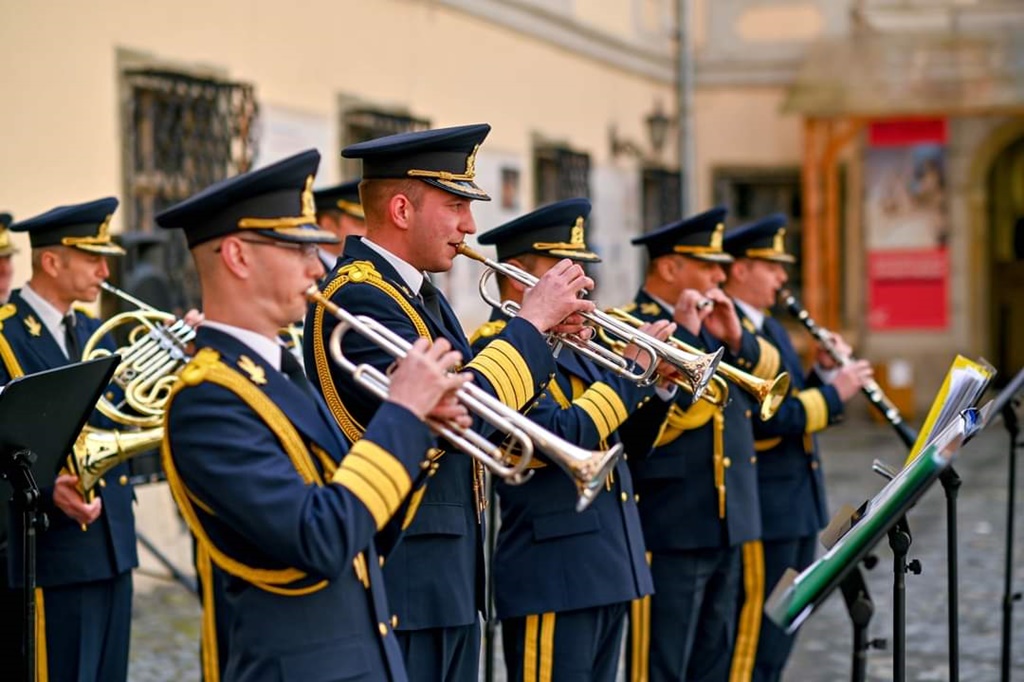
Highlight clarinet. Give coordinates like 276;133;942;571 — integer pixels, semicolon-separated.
779;289;918;448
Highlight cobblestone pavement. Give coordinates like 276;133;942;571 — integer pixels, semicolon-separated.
127;419;1024;681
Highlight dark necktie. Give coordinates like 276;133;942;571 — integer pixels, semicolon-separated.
63;313;80;362
419;279;443;321
280;349;315;398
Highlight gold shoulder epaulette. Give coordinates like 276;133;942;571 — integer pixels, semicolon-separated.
335;260;380;286
469;319;507;345
72;303;98;319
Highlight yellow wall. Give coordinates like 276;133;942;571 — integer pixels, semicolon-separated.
0;0;673;289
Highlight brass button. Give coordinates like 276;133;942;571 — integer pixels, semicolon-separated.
391;615;399;628
745;410;752;418
379;555;386;568
750;456;757;465
98;478;106;488
634;494;640;503
105;391;115;401
378;622;388;636
810;461;820;470
118;475;128;486
620;492;628;502
723;457;732;468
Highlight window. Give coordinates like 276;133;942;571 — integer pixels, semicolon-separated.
121;68;259;314
340;107;430;180
641;167;682;232
713;167;813;306
534;144;592;205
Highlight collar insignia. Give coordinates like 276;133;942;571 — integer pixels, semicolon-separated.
24;315;42;337
237;355;267;385
640;302;662;316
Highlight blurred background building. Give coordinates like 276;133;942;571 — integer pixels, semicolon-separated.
2;0;1023;413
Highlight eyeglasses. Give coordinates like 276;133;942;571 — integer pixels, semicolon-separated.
216;237;320;260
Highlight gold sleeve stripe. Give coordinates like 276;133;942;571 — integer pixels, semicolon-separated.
589;382;629;425
752;338;781;380
576;395;613;441
575;382;629;441
797;388;829;434
488;339;533;407
333;440;413;529
466;352;519;407
467;339;533;409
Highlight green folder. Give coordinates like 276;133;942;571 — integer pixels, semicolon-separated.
765;410;975;634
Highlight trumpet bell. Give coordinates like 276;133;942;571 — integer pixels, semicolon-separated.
758;373;791;421
570;443;624;512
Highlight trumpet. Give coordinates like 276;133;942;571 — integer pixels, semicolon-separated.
456;244;724;401
605;308;791;421
307;287;622;511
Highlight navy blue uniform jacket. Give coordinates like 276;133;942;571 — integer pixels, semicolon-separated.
470;314;661;619
735;307;842;541
623;291;762;551
0;288;137;587
165;327;435;681
304;237;556;630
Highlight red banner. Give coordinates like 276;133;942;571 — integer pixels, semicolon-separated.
867;249;948;330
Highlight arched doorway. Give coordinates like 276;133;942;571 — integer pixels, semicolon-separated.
987;134;1024;382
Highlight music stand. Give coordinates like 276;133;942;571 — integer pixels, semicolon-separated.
0;355;120;682
765;368;1024;682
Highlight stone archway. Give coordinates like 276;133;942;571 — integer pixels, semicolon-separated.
966;117;1024;379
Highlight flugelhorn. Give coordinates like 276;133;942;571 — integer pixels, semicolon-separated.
69;282;193;495
307;286;621;511
605;308;791;420
779;289;918;447
456;244;724;401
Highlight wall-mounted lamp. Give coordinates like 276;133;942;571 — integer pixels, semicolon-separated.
610;100;674;162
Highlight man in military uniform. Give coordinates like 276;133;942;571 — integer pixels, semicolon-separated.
721;215;872;682
0;212;20;303
305;124;596;682
625;207;765;682
313;179;365;272
470;198;680;682
156;149;472;682
0;198;135;681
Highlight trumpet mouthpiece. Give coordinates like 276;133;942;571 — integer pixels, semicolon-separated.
455;243;483;261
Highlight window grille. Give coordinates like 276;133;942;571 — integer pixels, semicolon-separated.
534;145;591;204
122;68;259;314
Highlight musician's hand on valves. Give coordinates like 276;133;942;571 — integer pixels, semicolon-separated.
518;259;595;334
673;289;713;336
53;474;102;526
701;288;742;352
183;308;204;328
387;337;473;428
831;359;873;402
623;320;676;372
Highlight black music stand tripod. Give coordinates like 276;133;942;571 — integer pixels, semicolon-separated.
0;356;120;682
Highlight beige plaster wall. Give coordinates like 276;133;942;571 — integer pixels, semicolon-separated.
0;0;673;288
